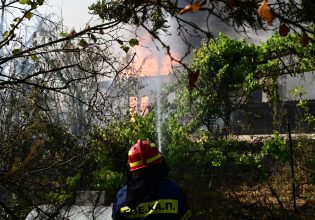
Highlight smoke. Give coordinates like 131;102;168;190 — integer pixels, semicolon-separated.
132;32;180;76
130;2;272;76
163;8;271;60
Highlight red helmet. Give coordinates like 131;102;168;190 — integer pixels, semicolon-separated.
128;140;162;171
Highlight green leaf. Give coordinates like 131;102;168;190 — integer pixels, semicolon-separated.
31;54;38;62
37;0;44;6
59;32;67;37
30;2;38;9
116;39;124;45
13;17;21;22
2;31;9;39
120;45;130;53
25;12;33;20
19;0;30;4
90;34;97;43
79;39;88;47
211;161;221;167
129;38;139;47
12;48;20;55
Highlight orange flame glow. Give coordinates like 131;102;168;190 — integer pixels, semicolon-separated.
132;33;178;76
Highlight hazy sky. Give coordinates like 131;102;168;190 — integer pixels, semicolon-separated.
44;0;96;30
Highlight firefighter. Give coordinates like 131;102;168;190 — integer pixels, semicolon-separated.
112;139;191;220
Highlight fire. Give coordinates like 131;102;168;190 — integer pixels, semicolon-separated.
132;33;178;76
134;52;174;76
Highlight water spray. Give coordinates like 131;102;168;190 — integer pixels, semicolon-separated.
156;49;162;153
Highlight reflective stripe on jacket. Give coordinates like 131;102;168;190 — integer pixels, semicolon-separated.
112;178;191;220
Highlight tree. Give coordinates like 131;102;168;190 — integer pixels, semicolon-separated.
0;0;141;149
190;33;258;133
0;1;144;217
0;0;136;108
166;33;315;135
86;112;158;202
0;113;82;218
89;0;315;70
160;33;315;219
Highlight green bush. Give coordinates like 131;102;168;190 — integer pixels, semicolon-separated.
87;112;158;193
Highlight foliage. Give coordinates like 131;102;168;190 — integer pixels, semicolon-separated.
235;133;289;173
189;33;258;132
294;137;315;183
47;190;74;204
0;0;135;125
0;115;82;218
89;0;315;35
162;114;198;165
1;0;315;218
87;112;158;193
89;0;315;72
0;1;144;216
168;33;315;135
163;110;315;218
290;86;315;129
89;0;175;34
93;169;124;191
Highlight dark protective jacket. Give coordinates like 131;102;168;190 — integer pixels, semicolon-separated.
112;178;191;220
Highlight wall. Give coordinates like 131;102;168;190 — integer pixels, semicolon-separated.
279;71;315;101
232;101;315;134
